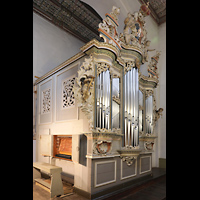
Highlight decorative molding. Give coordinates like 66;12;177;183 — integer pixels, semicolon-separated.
86;154;120;159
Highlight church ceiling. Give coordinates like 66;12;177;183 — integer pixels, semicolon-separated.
33;0;103;43
33;0;166;43
139;0;166;25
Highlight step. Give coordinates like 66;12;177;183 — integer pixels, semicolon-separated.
34;178;51;192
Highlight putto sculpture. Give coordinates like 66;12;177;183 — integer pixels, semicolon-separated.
119;2;150;50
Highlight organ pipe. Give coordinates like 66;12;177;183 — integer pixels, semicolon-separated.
145;95;153;134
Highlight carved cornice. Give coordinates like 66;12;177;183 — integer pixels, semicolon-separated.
139;135;157;141
80;39;125;69
81;39;120;58
121;44;144;59
84;128;123;139
139;74;158;89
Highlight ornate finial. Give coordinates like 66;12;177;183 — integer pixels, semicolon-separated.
98;6;121;50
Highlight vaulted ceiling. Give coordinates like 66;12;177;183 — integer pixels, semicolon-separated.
33;0;166;43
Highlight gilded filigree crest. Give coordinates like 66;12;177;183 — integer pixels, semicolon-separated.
62;77;75;108
42;88;51;114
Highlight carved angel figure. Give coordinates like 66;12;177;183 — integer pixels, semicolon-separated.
80;74;95;102
110;6;120;21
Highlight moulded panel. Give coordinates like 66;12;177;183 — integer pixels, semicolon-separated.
121;159;137;180
56;64;79;122
140;156;151;174
40;134;52;157
94;160;116;187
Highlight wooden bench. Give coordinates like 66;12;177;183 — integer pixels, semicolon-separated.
33;162;64;198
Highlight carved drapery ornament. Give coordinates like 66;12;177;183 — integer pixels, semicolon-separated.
73;55;95;130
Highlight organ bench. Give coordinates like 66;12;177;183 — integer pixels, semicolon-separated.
33;162;64;198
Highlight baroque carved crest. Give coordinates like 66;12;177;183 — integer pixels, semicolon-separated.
144;141;154;151
93;140;112;155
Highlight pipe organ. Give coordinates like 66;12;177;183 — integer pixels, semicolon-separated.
34;4;164;198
